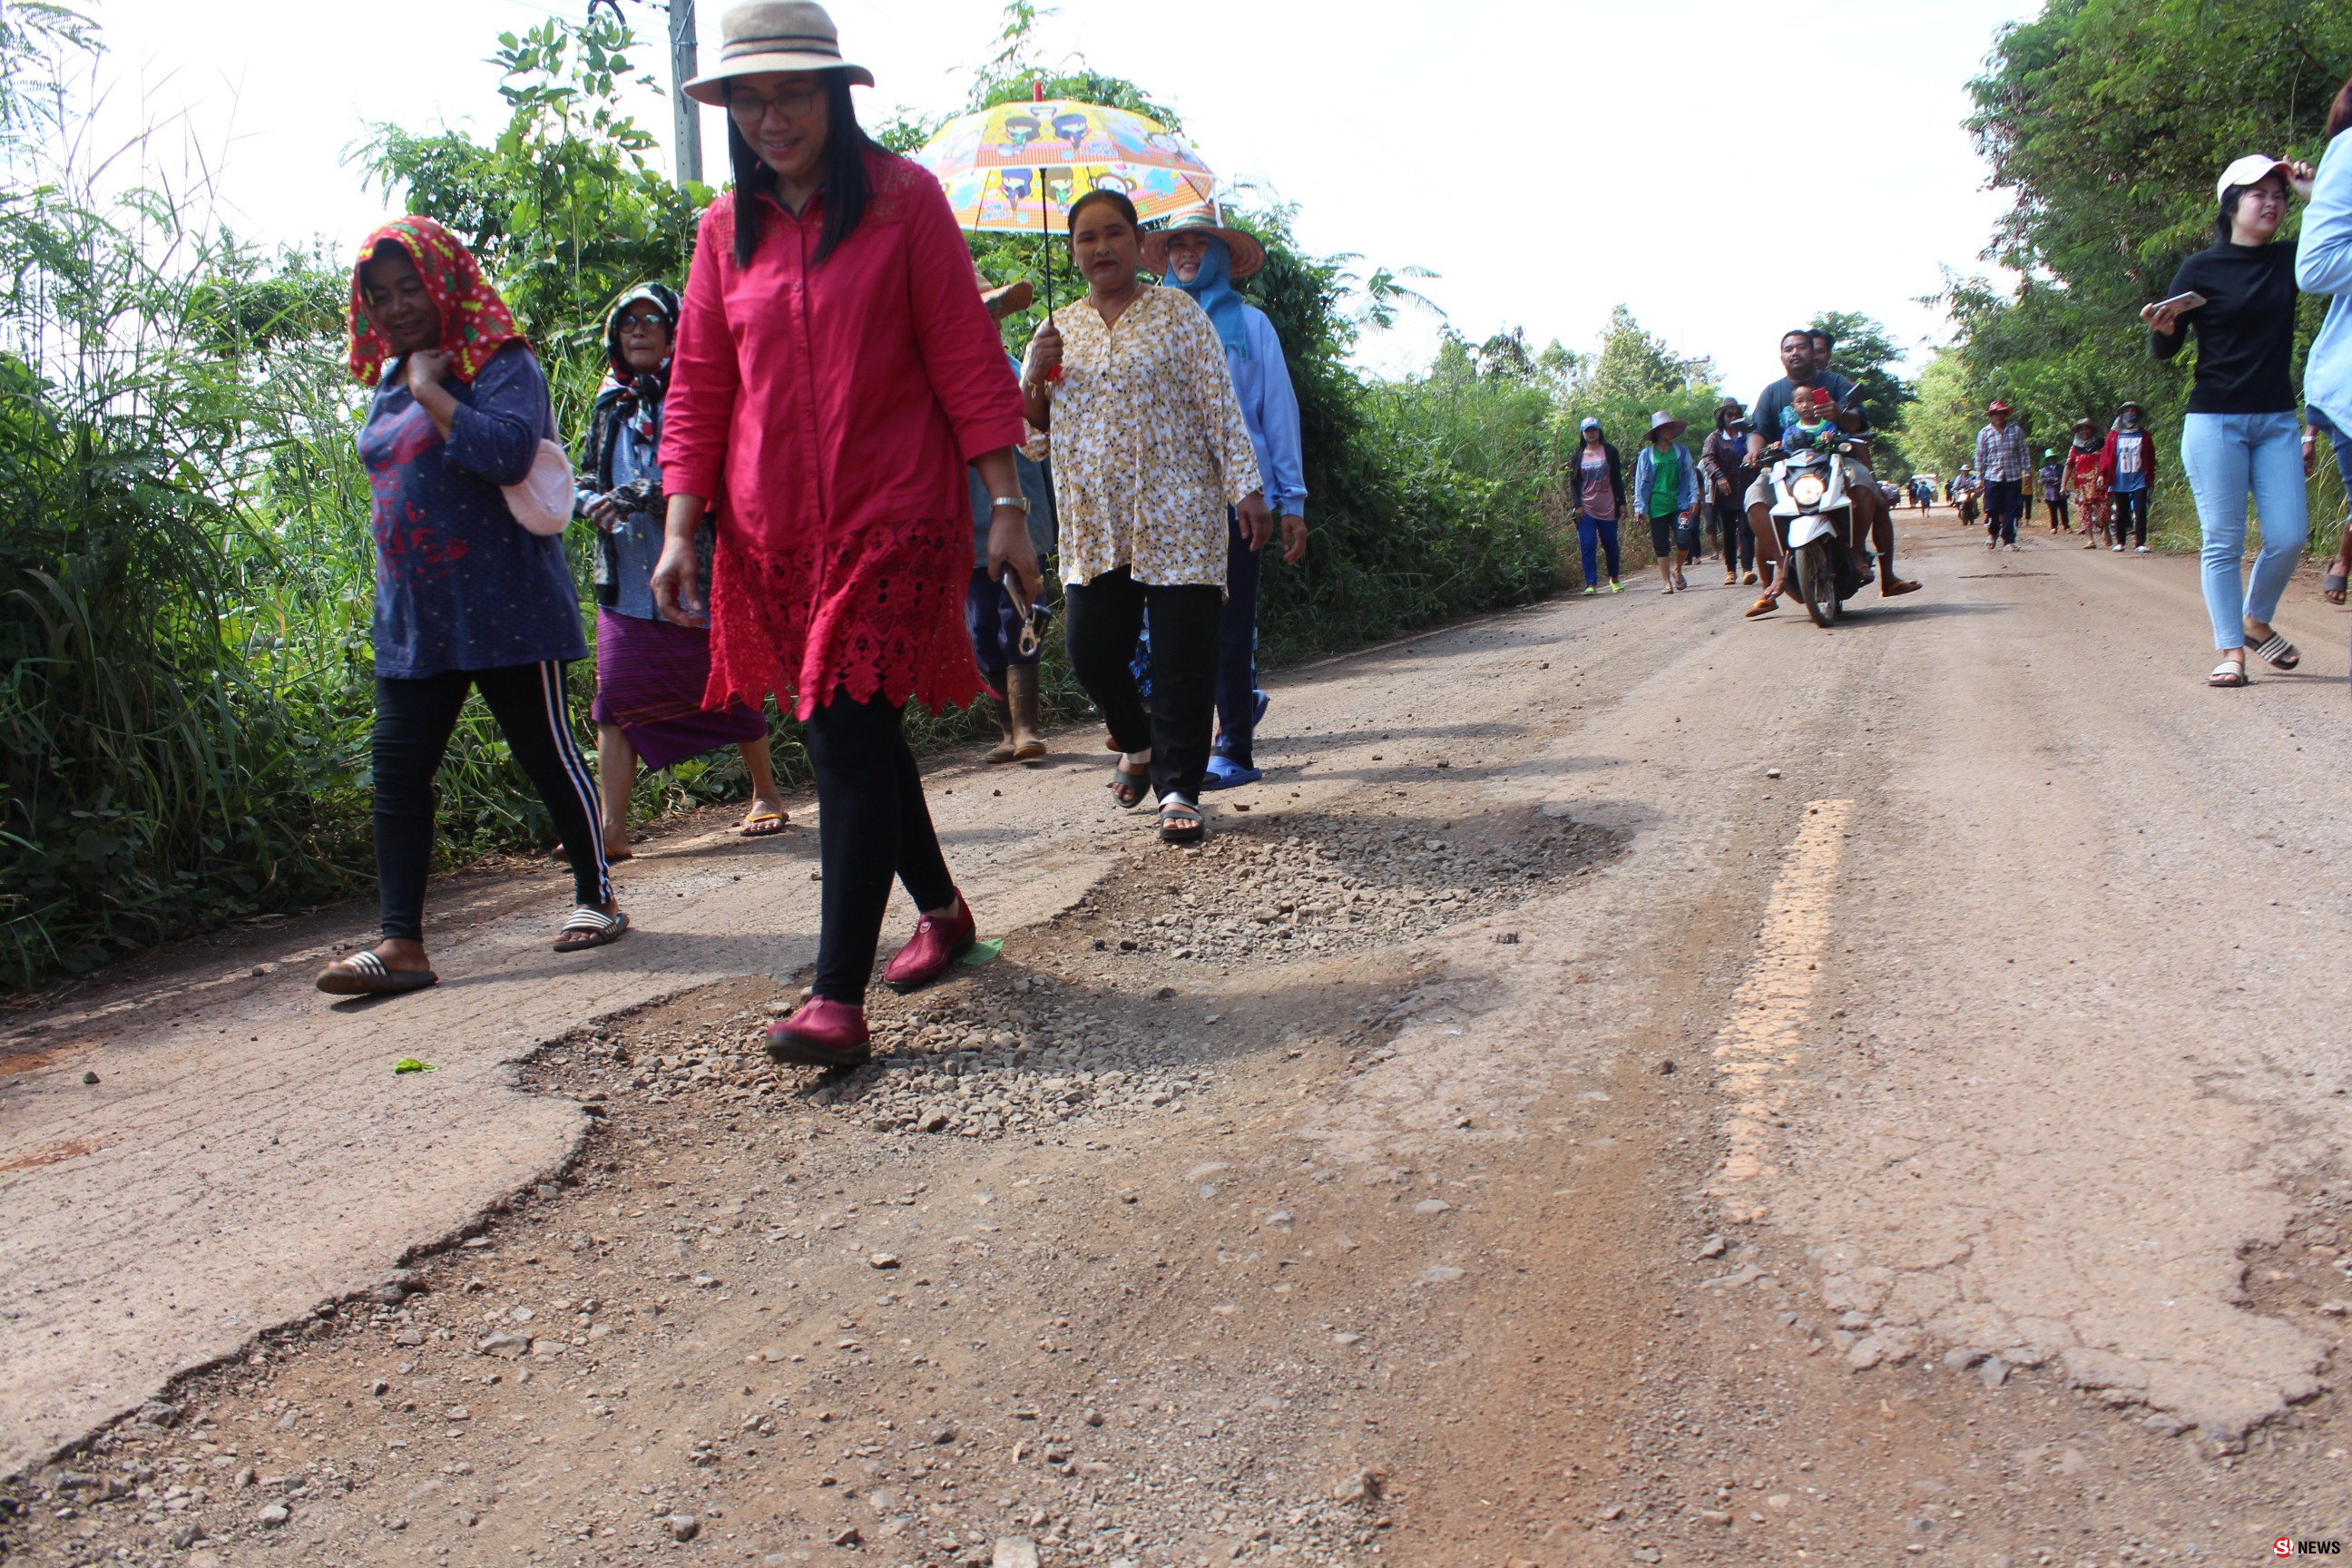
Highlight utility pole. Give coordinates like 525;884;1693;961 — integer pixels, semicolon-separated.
667;0;702;187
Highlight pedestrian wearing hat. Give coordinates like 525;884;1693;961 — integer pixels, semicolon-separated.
1142;211;1305;791
1568;417;1625;594
574;282;788;852
2144;152;2318;686
2064;419;2108;547
315;217;625;997
2098;401;2159;554
2037;448;2069;534
1701;400;1759;585
654;0;1043;1064
1632;412;1699;593
1021;191;1270;847
1974;400;2029;550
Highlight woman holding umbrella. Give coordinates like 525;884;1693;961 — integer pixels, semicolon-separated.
1021;189;1270;846
652;0;1041;1065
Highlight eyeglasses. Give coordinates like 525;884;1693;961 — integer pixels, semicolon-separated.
727;86;822;124
616;311;669;332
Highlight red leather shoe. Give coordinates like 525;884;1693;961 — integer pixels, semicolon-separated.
765;998;869;1067
881;895;975;993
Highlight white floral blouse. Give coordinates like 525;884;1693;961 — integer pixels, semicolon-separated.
1037;283;1263;590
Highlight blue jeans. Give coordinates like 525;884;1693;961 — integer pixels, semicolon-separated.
1577;514;1621;586
2180;411;2308;650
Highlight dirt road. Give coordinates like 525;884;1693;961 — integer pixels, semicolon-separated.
5;512;2349;1567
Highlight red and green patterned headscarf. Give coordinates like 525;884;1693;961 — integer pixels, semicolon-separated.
347;215;524;387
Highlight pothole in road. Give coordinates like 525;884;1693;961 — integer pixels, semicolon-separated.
1052;804;1625;968
532;805;1616;1147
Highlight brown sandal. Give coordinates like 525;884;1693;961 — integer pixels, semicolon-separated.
1743;594;1780;619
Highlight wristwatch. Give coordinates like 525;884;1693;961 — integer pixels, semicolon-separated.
990;495;1031;514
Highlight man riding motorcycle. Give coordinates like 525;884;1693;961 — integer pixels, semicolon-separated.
1741;328;1920;619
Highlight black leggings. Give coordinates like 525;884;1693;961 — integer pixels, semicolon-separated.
805;691;956;1004
374;662;608;942
2047;493;2070;529
1063;566;1222;804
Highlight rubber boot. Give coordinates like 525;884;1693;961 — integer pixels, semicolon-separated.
982;694;1017;764
1007;664;1047;760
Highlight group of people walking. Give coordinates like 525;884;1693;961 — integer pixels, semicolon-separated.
314;1;1305;1072
311;5;2352;1073
1957;116;2352;691
1563;324;1919;615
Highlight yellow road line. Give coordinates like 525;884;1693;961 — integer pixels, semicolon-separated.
1707;799;1853;1222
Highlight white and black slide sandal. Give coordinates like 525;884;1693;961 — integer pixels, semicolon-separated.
554;907;631;953
316;949;439;995
2251;632;2299;671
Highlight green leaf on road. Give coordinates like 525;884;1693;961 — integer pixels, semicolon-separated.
394;1058;436;1074
957;938;1004;967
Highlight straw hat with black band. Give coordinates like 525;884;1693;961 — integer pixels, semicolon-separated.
1140;210;1266;280
682;1;872;103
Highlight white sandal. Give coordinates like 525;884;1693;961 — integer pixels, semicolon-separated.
2207;660;2248;689
554;906;630;952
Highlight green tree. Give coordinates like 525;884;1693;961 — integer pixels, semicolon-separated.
1948;0;2352;542
355;13;709;354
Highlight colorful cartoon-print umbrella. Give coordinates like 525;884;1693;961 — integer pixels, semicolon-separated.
911;93;1218;317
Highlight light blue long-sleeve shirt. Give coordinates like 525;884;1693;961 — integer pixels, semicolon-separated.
2298;127;2352;433
1230;304;1308;518
1631;441;1699;515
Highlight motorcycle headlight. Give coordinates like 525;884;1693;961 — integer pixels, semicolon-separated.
1791;474;1828;506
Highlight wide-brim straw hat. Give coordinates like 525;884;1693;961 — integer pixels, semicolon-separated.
1141;210;1266;280
1648;411;1688;441
683;1;872;105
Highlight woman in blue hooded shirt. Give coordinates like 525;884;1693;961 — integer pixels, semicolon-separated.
1141;211;1307;789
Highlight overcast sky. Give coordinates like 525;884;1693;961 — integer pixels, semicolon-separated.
86;0;2035;397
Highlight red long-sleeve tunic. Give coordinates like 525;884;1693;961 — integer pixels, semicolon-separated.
662;149;1026;720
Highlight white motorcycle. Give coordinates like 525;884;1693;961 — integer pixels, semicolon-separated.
1769;436;1872;627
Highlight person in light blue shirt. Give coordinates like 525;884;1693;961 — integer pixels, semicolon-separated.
2299;91;2352;612
1143;211;1307;789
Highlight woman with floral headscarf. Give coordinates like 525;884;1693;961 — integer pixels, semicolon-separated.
314;216;626;997
577;282;785;852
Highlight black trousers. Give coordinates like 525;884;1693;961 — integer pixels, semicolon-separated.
804;691;956;1004
1713;499;1753;571
1063;565;1221;803
2047;493;2070;529
373;662;608;942
2112;488;2151;545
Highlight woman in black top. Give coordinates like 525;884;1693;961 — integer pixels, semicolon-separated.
2144;155;2316;687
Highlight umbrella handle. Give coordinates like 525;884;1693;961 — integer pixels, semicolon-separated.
1040;170;1062;378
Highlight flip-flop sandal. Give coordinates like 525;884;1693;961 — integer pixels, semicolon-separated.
738;808;788;837
1743;594;1779;619
2251;632;2300;670
1158;800;1205;846
2327;571;2348;602
1108;760;1151;809
2208;660;2249;688
554;907;630;953
1200;755;1261;790
316;951;438;996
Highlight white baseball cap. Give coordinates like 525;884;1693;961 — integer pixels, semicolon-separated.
2216;153;2291;203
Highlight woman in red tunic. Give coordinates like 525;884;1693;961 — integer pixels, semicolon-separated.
654;0;1041;1066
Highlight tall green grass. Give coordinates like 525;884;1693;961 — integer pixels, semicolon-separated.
0;9;1616;994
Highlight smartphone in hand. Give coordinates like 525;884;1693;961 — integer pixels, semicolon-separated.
2152;291;2207;314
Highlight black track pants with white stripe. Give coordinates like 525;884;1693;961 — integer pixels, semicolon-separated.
371;662;610;942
